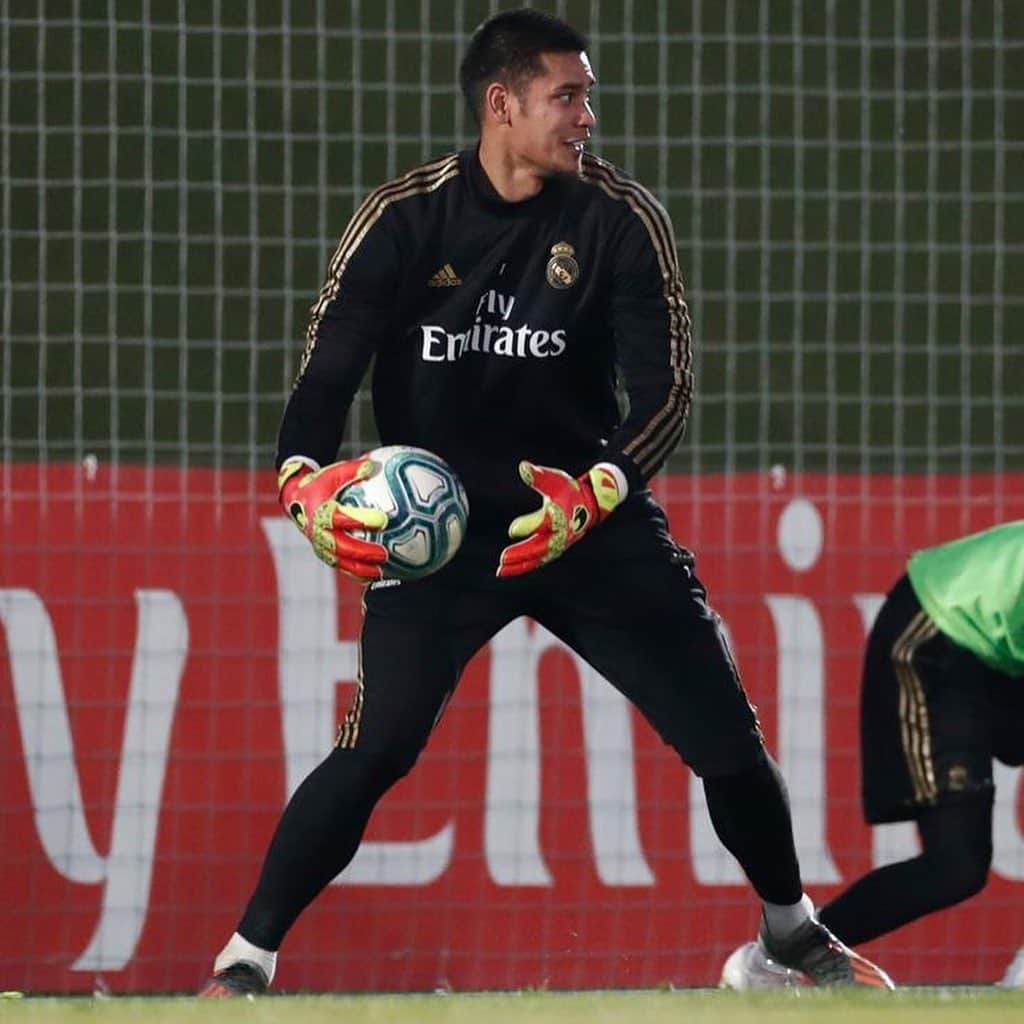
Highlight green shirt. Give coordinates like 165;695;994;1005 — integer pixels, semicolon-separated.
907;520;1024;678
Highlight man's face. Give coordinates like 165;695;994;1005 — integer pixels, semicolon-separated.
507;51;596;176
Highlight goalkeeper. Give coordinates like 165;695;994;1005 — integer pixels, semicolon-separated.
722;520;1024;989
200;8;892;996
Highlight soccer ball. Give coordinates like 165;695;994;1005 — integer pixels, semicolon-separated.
340;446;469;580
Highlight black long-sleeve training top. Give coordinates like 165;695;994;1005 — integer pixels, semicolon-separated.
277;147;693;543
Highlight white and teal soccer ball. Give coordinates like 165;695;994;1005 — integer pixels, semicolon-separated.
340;445;469;580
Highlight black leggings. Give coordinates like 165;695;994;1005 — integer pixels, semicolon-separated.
238;748;408;949
818;795;993;946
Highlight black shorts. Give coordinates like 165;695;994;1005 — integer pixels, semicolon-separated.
861;574;1024;824
342;492;765;778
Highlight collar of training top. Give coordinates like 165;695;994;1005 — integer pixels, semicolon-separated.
462;147;571;216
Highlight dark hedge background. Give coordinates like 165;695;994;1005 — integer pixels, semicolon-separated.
4;1;1021;473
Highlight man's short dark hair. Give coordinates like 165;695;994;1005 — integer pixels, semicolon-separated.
458;8;589;122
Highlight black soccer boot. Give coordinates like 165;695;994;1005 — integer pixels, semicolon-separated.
197;961;270;998
758;914;895;988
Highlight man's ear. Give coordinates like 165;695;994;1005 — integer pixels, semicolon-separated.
484;81;512;125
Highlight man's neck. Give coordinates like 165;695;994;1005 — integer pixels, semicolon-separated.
477;137;545;203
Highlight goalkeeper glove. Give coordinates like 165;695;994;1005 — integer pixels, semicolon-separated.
496;461;625;577
278;456;388;581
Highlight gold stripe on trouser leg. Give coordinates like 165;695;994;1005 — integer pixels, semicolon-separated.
335;591;368;750
891;610;940;802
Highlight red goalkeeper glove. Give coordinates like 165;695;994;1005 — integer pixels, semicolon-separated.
496;461;625;578
278;456;388;581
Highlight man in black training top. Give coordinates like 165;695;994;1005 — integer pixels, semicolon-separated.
199;9;893;995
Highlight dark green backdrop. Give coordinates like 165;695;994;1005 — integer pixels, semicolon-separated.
4;1;1021;473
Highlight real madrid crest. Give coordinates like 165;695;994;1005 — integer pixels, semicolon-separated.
546;242;579;289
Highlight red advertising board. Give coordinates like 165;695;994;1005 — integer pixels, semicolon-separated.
2;463;1022;993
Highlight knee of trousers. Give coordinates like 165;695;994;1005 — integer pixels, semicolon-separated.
923;833;993;904
321;746;419;799
927;851;991;906
684;730;769;780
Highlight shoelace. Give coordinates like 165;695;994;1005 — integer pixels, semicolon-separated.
217;962;267;990
766;921;852;984
799;937;853;984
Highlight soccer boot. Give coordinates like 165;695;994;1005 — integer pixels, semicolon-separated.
197;961;269;998
758;915;895;988
720;941;803;990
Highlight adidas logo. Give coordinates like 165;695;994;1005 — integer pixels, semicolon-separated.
427;263;462;287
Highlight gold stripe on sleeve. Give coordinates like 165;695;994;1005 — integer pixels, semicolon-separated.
296;154;461;386
581;154;693;477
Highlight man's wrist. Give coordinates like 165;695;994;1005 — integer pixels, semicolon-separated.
278;454;321;479
586;462;627;521
277;458;322;533
591;461;628;502
278;456;320;497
